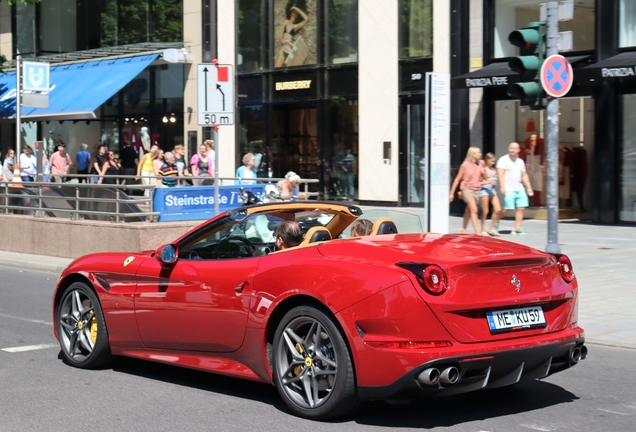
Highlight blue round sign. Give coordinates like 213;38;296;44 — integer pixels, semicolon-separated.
540;55;573;98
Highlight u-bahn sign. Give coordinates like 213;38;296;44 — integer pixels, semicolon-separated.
197;63;235;126
540;55;573;98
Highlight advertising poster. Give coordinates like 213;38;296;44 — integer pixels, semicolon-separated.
274;0;317;68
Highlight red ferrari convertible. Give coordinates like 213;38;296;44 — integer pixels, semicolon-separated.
53;202;586;419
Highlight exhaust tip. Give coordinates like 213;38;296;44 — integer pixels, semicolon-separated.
570;347;581;365
417;368;440;386
580;345;588;360
440;366;459;385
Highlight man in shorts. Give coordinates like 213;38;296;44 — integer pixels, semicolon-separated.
497;142;534;235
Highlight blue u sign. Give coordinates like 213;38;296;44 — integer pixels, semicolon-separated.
23;61;50;92
153;185;267;222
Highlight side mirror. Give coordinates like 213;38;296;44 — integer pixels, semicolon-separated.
156;244;178;265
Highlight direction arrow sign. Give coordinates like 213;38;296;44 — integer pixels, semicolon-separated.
22;61;50;92
197;64;234;126
540;55;573;98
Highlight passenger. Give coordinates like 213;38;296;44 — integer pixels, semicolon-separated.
274;221;303;250
350;218;373;237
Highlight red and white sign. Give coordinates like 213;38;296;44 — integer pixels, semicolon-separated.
540;55;573;98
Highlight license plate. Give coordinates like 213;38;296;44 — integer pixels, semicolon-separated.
486;306;546;332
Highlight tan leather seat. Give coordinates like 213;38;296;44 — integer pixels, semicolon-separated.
370;218;398;235
299;226;332;246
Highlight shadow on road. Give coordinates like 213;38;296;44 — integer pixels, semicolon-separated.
103;355;578;426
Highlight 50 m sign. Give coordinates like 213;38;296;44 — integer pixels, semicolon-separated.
197;63;235;126
203;114;232;125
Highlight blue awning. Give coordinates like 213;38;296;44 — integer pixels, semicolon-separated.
0;53;159;121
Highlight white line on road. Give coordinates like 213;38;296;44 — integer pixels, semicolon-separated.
0;312;53;326
598;408;630;416
1;343;58;353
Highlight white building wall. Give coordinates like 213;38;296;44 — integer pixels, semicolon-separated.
183;0;203;161
358;0;399;202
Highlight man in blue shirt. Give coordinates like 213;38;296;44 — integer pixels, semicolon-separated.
75;143;91;183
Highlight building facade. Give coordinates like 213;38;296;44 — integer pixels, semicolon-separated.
451;0;636;225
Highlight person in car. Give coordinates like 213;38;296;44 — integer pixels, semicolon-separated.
274;221;303;250
350;218;373;237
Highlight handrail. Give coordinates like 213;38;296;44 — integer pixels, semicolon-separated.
0;174;320;222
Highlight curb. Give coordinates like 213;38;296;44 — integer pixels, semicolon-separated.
1;258;70;274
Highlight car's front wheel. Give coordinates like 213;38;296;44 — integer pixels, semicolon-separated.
56;282;112;369
272;305;359;420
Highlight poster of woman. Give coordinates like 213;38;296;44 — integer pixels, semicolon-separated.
274;0;317;68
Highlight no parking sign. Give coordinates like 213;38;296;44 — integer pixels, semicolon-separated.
540;55;573;98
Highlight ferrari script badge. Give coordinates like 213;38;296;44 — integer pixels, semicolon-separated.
124;256;135;267
511;275;521;292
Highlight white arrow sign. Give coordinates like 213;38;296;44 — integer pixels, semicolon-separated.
197;63;234;126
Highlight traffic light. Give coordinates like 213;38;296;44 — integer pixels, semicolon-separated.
507;22;544;108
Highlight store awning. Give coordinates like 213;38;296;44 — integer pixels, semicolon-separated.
578;52;636;83
451;55;591;90
0;53;159;121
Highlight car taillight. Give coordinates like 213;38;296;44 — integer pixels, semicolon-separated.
422;265;448;295
556;254;574;282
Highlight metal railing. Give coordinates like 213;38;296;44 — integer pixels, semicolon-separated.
0;174;319;223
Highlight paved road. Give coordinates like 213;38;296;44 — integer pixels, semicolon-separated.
1;266;635;431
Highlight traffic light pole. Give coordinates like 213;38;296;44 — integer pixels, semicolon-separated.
545;2;560;254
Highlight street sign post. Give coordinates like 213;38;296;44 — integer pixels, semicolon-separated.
22;61;50;92
197;63;234;126
540;54;573;98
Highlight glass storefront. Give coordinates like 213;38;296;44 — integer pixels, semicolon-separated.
328;0;358;64
620;0;636;47
493;0;595;58
237;0;263;73
400;0;433;58
494;97;594;216
14;0;183;56
620;95;636;222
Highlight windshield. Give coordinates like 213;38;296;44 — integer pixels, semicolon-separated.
341;209;423;238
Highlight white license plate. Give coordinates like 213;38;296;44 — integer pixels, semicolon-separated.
486;306;546;332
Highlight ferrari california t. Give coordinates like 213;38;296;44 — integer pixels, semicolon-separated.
52;202;586;420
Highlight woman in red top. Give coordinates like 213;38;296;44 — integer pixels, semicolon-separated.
450;146;485;234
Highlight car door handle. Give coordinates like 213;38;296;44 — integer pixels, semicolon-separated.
235;281;248;293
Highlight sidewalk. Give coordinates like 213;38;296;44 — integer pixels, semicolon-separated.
1;212;634;350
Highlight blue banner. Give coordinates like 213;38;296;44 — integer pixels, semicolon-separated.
153;185;267;222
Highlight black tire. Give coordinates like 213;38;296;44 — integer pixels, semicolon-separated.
56;282;112;369
272;305;359;420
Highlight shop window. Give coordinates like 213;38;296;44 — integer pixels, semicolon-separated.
15;1;36;56
620;0;636;48
494;0;594;59
620;95;636;222
399;0;433;59
238;105;266;177
237;0;264;73
328;0;358;64
326;98;358;200
273;0;317;68
40;0;77;54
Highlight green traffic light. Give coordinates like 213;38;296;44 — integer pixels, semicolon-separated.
508;28;541;48
508;55;541;80
507;82;541;105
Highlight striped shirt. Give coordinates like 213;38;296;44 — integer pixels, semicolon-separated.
159;162;179;187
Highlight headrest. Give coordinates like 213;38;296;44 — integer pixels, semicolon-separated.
370;218;398;235
300;226;332;246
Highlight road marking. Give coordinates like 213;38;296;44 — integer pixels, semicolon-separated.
1;343;58;353
519;425;552;431
598;408;630;416
0;312;53;326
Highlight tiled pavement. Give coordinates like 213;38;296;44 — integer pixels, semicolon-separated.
1;210;634;349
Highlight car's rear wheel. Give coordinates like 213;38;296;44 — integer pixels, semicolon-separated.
272;305;359;420
56;282;112;369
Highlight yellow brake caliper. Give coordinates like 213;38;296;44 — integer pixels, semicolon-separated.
89;311;98;344
294;343;304;376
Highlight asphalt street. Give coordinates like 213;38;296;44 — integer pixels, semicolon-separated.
1;252;635;430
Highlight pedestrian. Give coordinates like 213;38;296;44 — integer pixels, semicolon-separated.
190;144;215;186
203;139;215;167
152;149;165;187
75;143;91;183
172;144;186;176
136;146;159;197
480;152;502;236
277;171;301;201
158;151;180;187
497;142;534;235
3;148;15;173
120;139;139;189
1;160;14;183
236;152;257;185
49;144;72;183
19;144;37;182
101;151;121;185
449;146;484;235
339;147;355;200
90;145;106;184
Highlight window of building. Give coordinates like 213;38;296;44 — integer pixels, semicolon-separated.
620;0;636;48
399;0;433;59
237;0;263;73
620;94;636;222
493;0;594;59
15;1;36;56
327;0;358;64
273;0;317;68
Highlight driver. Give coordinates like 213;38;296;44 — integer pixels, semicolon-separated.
274;221;303;250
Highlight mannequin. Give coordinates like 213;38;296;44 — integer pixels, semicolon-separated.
140;127;151;152
523;134;545;206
